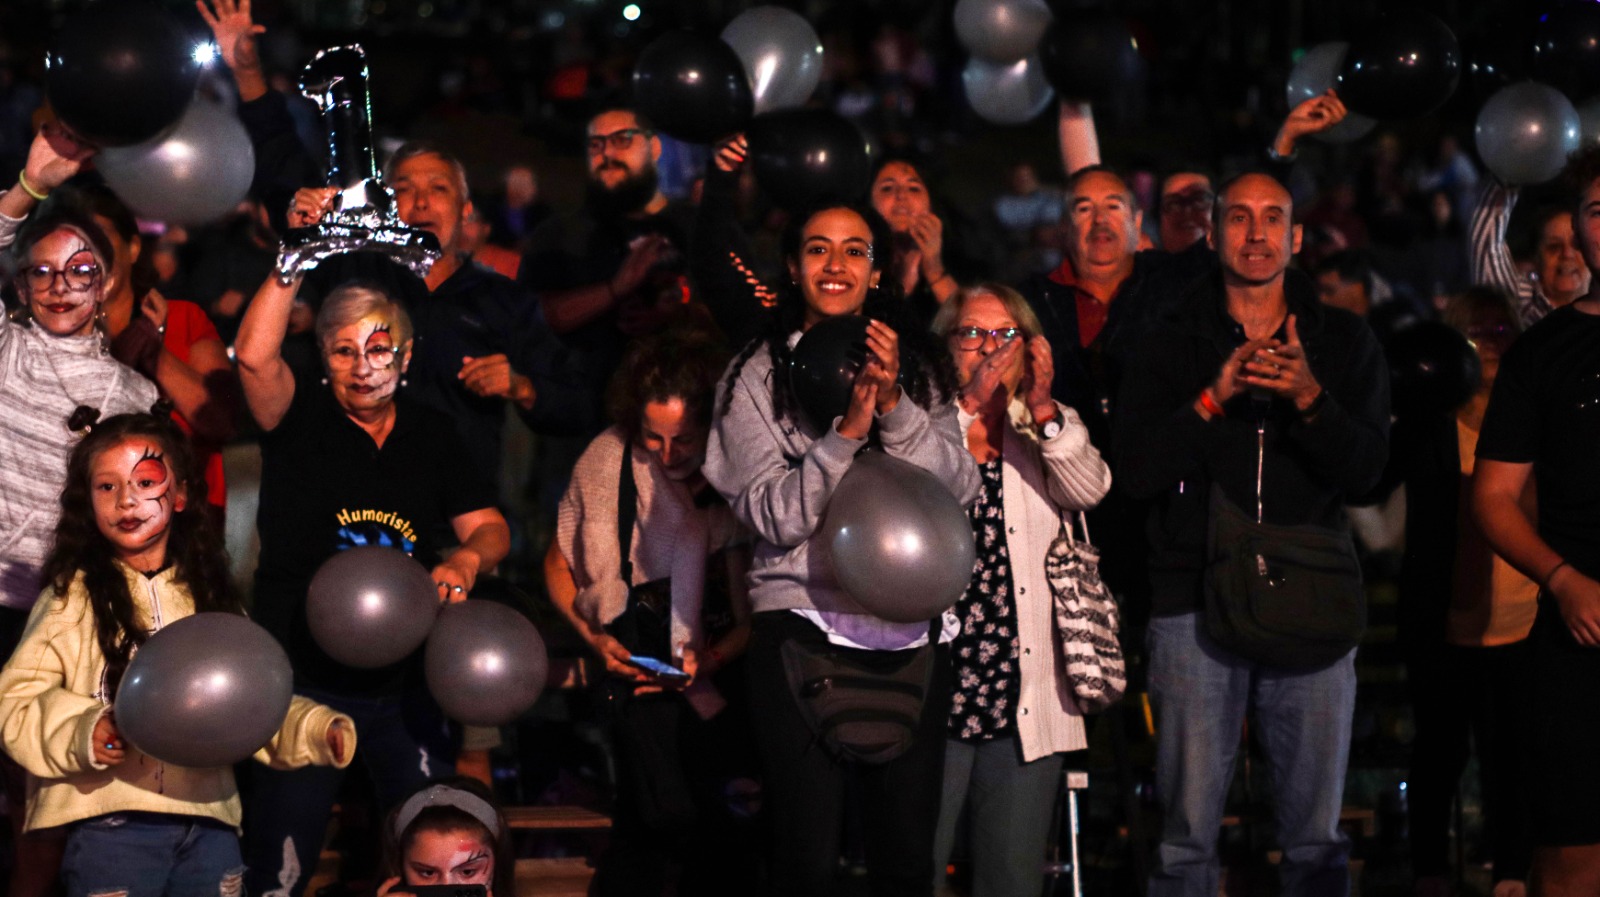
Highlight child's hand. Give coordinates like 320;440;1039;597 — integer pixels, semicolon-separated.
92;714;126;767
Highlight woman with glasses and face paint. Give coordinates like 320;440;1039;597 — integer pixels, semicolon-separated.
926;284;1110;897
703;202;980;897
234;266;510;897
0;128;160;897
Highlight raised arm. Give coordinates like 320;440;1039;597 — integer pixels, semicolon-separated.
0;125;92;224
197;0;268;103
690;134;777;348
1468;179;1545;326
1057;101;1101;177
234;272;301;431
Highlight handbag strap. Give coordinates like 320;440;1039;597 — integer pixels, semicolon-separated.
1055;509;1092;545
617;443;639;585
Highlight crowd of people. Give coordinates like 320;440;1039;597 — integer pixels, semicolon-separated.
0;2;1596;897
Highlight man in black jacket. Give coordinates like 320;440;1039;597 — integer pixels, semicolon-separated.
1114;172;1389;897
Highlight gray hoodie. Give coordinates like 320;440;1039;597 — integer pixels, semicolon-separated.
704;344;980;617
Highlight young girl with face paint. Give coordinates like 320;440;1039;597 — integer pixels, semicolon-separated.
0;414;356;897
378;777;515;897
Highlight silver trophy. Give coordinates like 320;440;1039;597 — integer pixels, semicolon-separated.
275;44;440;283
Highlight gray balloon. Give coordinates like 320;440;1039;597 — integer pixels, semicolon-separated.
1286;42;1377;144
964;55;1055;125
116;613;294;768
426;600;549;726
824;452;977;624
954;0;1053;64
307;546;440;669
721;6;824;115
1475;82;1580;186
97;95;255;226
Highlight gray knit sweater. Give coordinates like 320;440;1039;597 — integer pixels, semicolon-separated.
0;213;160;609
704;345;980;616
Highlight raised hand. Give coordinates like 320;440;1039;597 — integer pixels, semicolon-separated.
196;0;265;73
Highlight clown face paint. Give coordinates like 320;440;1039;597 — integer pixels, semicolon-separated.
26;228;104;338
324;315;404;416
90;438;186;571
404;828;495;890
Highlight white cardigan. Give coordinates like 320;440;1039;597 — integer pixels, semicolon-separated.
966;400;1112;762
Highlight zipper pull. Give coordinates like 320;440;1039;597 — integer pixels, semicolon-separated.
1256;553;1268;578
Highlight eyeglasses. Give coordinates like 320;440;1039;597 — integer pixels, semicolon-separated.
950;326;1022;351
1466;324;1513;342
587;128;652;156
21;261;100;294
325;344;398;370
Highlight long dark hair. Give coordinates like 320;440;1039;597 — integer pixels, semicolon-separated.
40;414;240;699
719;202;956;423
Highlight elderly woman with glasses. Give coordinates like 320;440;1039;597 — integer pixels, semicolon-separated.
929;283;1111;897
234;260;510;897
0;128;160;897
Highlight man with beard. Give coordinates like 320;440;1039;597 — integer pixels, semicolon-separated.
519;108;697;395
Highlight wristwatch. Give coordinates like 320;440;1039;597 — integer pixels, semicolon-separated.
1040;417;1062;440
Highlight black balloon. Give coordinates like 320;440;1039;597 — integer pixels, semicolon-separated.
46;1;201;147
1037;12;1144;104
632;31;753;144
1530;2;1600;102
1337;10;1461;120
1385;321;1481;417
747;109;874;210
790;315;871;434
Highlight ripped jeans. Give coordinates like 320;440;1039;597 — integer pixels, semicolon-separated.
63;812;243;897
240;686;454;897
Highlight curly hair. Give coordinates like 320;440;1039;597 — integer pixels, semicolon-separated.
719;202;957;424
381;776;515;897
39;414;240;700
607;323;730;441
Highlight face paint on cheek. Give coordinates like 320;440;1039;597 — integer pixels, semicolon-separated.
356;315;401;399
131;449;171;512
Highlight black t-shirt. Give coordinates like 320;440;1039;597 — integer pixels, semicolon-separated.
1477;305;1600;577
252;372;498;693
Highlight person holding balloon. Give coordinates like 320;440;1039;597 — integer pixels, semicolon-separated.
1470;182;1590;328
0;413;354;897
703;202;979;897
926;283;1111;897
233;257;510;896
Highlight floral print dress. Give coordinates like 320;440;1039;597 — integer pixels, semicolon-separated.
948;457;1022;742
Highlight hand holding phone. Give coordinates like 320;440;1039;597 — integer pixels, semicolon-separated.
625;654;690;682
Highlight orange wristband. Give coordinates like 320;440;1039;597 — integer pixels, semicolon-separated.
1199;389;1225;418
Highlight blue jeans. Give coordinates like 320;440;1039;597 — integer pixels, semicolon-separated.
1147;612;1355;897
62;812;243;897
241;686;454;897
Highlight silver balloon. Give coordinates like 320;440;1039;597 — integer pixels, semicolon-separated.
1286;42;1377;144
116;613;295;768
824;452;977;624
425;600;549;726
954;0;1053;64
1475;82;1580;186
97;96;255;226
964;55;1055;125
306;546;440;669
720;6;824;115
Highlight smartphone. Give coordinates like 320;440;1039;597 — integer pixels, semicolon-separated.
406;887;487;897
626;655;690;681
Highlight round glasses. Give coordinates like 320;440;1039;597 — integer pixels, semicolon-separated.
21;261;101;295
325;344;398;370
